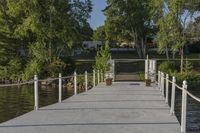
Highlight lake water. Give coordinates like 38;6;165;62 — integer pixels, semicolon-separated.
0;83;199;133
174;89;200;133
0;84;76;123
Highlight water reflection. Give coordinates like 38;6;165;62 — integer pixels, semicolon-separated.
0;84;200;133
0;84;75;123
174;89;200;133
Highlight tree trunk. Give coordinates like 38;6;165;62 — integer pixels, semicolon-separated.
49;11;52;63
131;32;142;59
172;52;176;60
135;42;142;59
141;37;147;59
180;47;184;74
165;46;169;61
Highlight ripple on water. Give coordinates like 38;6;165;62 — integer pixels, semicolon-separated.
0;85;74;123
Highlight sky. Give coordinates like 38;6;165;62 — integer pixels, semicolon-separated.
89;0;107;30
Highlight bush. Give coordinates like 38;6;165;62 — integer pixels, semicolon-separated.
138;72;145;81
159;61;174;74
171;71;200;88
160;59;200;88
22;59;43;80
94;42;111;72
47;59;66;77
8;58;23;81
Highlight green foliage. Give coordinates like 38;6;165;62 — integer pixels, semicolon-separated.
170;70;200;88
159;61;175;74
104;0;154;58
159;60;200;88
0;57;23;81
7;58;23;81
22;59;43;80
93;26;106;41
153;0;200;72
183;59;193;74
77;75;85;86
0;0;92;81
94;42;111;72
138;72;145;81
47;59;66;77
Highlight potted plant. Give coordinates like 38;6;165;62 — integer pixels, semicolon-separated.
105;73;113;86
145;79;151;86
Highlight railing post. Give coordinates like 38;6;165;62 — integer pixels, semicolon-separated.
93;69;96;87
97;70;100;84
85;71;88;92
59;73;62;103
99;70;101;82
160;72;163;94
113;60;115;82
34;75;39;111
162;73;165;96
158;71;160;90
101;70;103;82
181;80;187;133
159;71;161;91
74;72;77;95
171;76;176;115
145;59;149;80
103;71;105;82
165;74;169;104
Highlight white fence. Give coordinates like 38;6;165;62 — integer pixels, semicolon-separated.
158;71;200;133
0;70;104;111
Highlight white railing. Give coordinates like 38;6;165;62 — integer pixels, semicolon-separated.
158;71;200;133
0;69;104;111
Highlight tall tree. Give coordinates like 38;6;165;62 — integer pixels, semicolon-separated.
152;0;200;73
0;0;93;80
104;0;154;58
93;26;106;42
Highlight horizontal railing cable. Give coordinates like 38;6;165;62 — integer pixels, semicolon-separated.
186;89;200;102
160;71;200;103
61;75;74;79
174;83;183;91
0;80;34;87
0;76;75;87
38;78;59;82
168;79;173;84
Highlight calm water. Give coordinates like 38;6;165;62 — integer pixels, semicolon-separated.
0;84;200;133
174;89;200;133
0;84;76;123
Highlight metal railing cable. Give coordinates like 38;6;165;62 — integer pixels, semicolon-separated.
174;84;183;91
0;76;75;87
61;75;74;79
0;69;104;113
160;72;200;101
158;71;200;132
186;89;200;102
168;79;173;84
38;78;59;82
0;80;34;87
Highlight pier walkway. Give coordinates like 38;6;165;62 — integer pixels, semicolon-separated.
0;82;180;133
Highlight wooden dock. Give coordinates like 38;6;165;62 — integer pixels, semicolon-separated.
0;82;181;133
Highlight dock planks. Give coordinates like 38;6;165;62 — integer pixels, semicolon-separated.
0;82;181;133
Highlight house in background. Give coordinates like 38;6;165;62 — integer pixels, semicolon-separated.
82;41;103;50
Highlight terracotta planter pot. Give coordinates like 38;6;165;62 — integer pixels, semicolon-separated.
106;78;113;86
145;79;151;87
